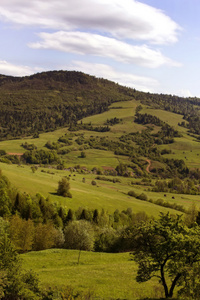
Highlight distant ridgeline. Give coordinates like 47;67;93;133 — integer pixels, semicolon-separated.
0;71;134;140
0;70;199;140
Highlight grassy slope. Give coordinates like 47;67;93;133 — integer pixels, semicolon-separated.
141;107;200;168
2;162;192;216
21;249;161;300
1;99;200;215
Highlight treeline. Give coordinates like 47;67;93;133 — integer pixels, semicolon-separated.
152;174;200;195
69;122;110;132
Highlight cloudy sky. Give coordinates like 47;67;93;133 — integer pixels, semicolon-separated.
0;0;199;96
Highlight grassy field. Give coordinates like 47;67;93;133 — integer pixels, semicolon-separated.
1;162;200;216
21;249;163;300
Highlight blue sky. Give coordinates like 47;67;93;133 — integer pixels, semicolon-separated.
0;0;199;97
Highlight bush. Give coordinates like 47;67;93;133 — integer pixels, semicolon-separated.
57;178;72;198
137;193;148;201
128;190;137;197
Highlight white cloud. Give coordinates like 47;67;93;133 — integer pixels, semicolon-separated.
67;60;159;92
0;0;181;44
0;60;41;76
29;31;181;68
178;89;193;98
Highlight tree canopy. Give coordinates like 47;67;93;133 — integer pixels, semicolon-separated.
131;212;200;298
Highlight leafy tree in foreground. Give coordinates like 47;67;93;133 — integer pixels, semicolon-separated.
0;229;41;299
131;213;200;298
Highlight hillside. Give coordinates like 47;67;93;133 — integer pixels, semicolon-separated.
1;70;200;141
1;71;200;299
0;70;134;139
0;72;200;211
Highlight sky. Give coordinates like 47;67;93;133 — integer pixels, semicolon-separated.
0;0;199;97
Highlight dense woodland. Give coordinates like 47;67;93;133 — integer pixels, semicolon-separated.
0;71;133;139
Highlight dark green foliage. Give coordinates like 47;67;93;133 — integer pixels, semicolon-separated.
80;151;86;158
131;213;200;298
128;190;137;197
0;71;133;140
58;136;73;145
45;141;61;150
22;149;59;164
152;176;200;195
105;117;122;125
136;193;148;201
21;142;37;150
57;178;72;198
69;122;110;132
95;175;121;183
0;231;41;299
135;112;165;126
94;227;119;252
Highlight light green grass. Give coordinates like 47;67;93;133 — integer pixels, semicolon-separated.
158;134;200;168
64;149;130;168
0;128;69;153
80;100;139;125
21;249;161;300
80;100;145;135
141;108;188;132
1;162;199;216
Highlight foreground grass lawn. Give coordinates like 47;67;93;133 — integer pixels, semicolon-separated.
22;249;161;299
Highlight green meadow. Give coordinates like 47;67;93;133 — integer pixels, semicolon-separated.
1;161;200;217
21;249;163;300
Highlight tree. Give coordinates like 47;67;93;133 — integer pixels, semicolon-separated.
80;151;86;158
57;177;72;198
33;223;59;250
64;220;94;264
9;215;34;252
0;231;41;299
131;213;200;298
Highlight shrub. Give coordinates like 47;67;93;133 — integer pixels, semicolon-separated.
57;178;72;198
128;190;137;197
137;193;148;201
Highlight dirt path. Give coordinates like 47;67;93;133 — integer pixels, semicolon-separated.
146;159;151;173
7;152;24;157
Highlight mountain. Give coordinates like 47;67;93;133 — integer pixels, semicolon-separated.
0;70;135;139
0;70;200;141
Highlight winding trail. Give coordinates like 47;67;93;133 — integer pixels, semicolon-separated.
146;159;151;173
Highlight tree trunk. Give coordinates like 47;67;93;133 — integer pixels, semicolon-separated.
77;249;81;264
168;273;182;298
160;264;169;298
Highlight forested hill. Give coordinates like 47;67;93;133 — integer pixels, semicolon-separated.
0;70;200;140
0;70;135;140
